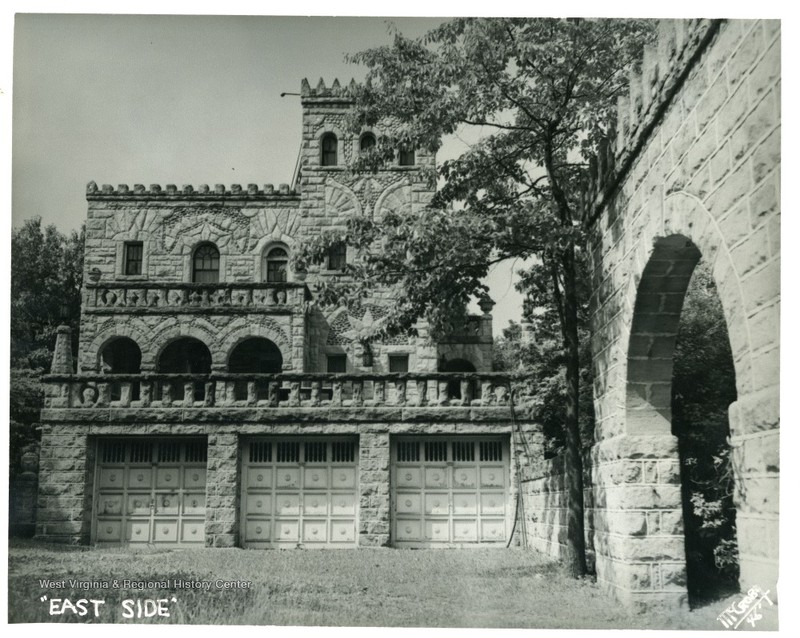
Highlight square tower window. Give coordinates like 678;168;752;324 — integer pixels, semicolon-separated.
327;242;347;271
399;148;415;166
124;241;143;275
327;354;346;373
321;133;338;167
388;354;409;373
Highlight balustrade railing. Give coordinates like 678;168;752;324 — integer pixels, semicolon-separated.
43;372;529;410
84;282;309;314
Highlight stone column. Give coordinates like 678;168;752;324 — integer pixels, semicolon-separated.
591;434;686;610
51;325;74;373
358;431;390;546
35;425;92;544
205;433;240;547
728;387;779;598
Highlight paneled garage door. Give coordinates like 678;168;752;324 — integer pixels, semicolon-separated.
241;438;359;548
392;437;509;547
93;438;207;545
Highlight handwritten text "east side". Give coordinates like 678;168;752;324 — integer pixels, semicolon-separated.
40;595;177;619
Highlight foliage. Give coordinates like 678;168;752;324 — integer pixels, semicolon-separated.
672;260;739;592
11;217;84;367
293;17;657;577
10;217;84;472
300;18;656;337
494;318;595;456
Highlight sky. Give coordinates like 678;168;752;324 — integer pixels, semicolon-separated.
9;6;793;336
10;12;537;335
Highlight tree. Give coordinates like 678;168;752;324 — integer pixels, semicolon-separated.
298;18;656;577
493;316;595;459
10;217;84;475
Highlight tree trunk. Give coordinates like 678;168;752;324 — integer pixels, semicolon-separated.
561;247;588;578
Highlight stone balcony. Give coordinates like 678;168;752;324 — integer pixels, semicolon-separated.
41;372;535;424
83;282;310;315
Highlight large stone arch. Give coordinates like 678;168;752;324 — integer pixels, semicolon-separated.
623;191;754;435
589;173;779;605
580;20;780;611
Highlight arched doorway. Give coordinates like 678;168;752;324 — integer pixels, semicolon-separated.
100;337;142;401
157;337;212;402
228;337;283;401
626;234;739;607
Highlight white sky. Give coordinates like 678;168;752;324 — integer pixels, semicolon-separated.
10;12;537;335
8;4;792;337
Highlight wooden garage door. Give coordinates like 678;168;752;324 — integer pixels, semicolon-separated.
392;437;509;547
93;438;207;545
241;438;359;548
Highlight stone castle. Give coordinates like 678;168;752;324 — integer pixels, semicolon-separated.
38;76;525;553
34;18;779;611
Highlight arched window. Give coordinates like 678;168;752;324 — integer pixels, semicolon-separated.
321;133;338;166
192;243;220;283
399;147;415;166
263;246;289;283
158;337;212;374
360;132;376;152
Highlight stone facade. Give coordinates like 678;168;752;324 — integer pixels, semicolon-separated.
77;80;491;379
583;19;780;608
36;79;529;553
519;450;595;570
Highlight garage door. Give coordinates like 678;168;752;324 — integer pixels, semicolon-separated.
241;438;359;548
392;437;509;547
93;438;207;545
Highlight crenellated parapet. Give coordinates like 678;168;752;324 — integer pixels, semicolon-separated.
300;77;358;102
579;18;724;225
86;181;298;199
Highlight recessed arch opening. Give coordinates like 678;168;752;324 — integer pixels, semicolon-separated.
157;337;212;402
228;337;284;401
99;336;142;401
626;234;739;607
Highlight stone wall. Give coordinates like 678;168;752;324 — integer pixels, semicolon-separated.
206;433;240;548
519;451;594;570
35;425;94;543
358;431;391;545
587;19;780;608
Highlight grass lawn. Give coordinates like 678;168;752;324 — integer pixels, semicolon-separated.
7;539;777;629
